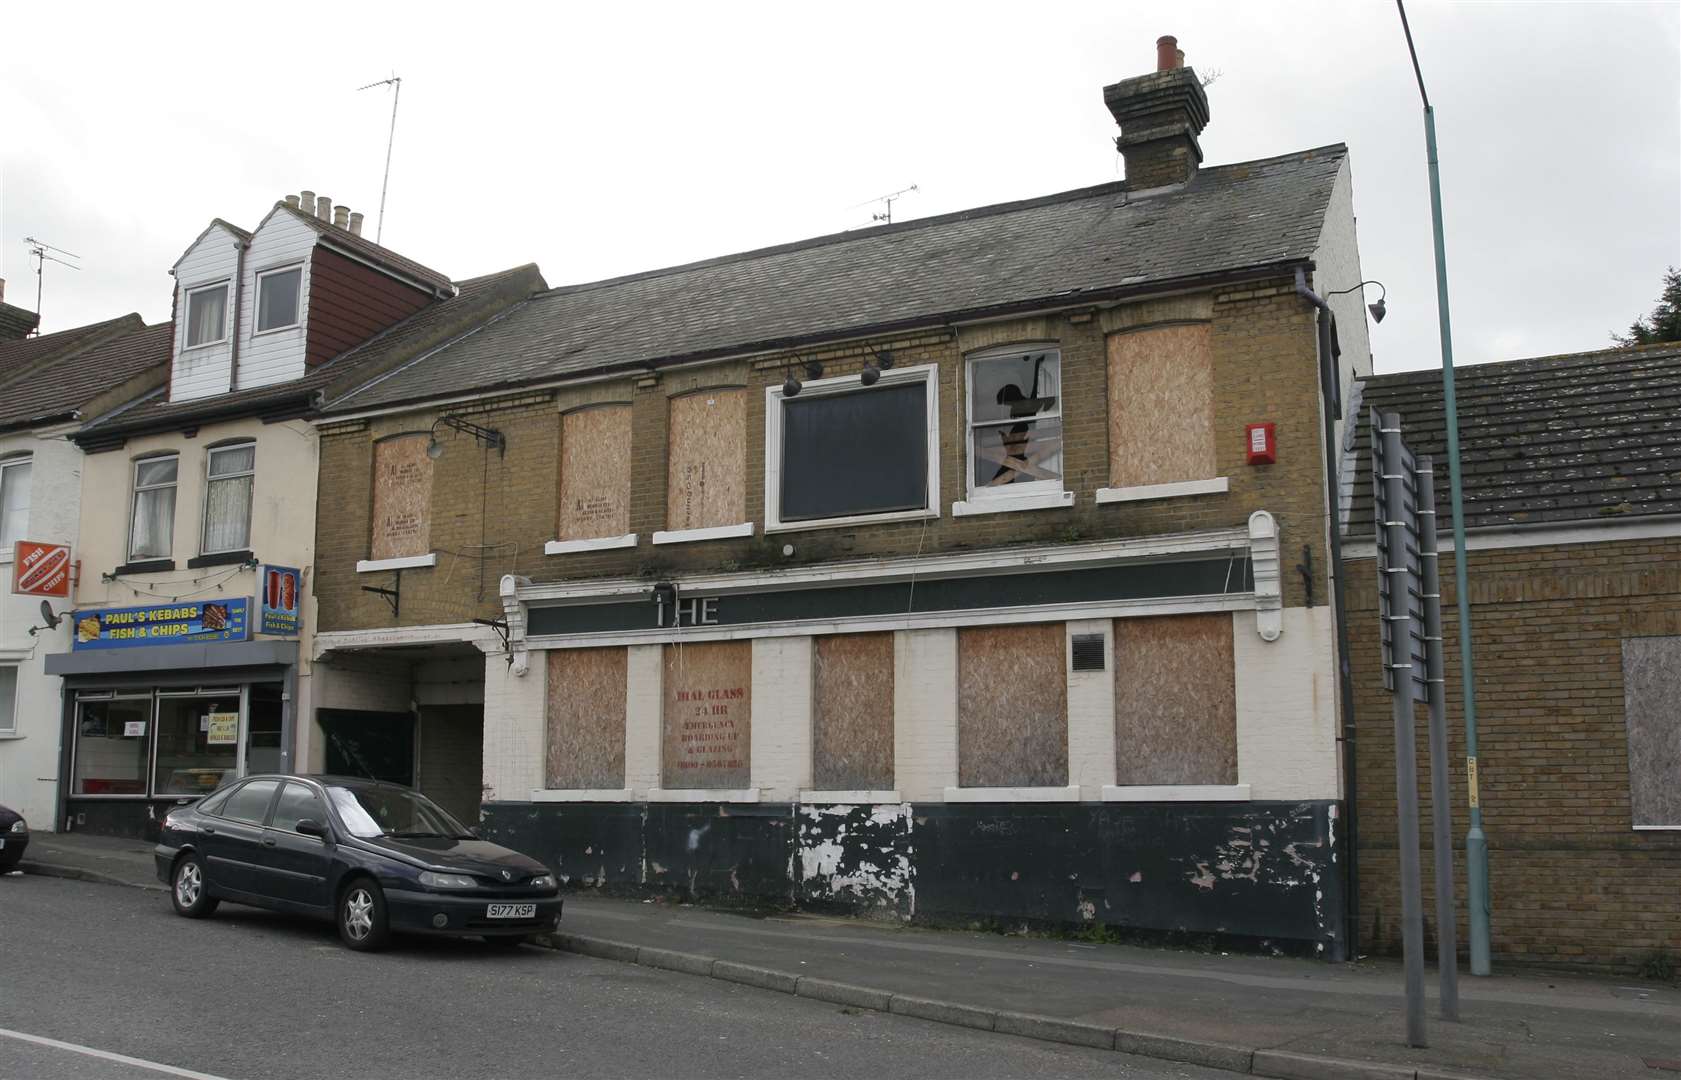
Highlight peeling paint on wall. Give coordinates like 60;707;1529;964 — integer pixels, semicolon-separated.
796;802;914;917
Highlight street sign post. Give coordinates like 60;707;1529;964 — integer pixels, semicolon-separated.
1417;455;1460;1021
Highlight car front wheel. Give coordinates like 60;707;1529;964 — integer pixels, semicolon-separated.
338;879;390;951
171;854;219;918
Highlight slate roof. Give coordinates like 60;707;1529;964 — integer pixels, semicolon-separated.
0;300;38;340
0;323;174;432
1342;343;1681;536
276;204;454;295
0;313;141;382
322;144;1347;413
77;264;544;442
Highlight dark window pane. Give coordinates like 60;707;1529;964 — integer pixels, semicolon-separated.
153;696;239;795
780;382;927;522
222;779;279;825
271;782;324;833
256;268;301;331
73;698;152;795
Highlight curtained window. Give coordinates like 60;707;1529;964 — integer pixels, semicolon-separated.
185;284;228;348
0;456;30;547
202;443;255;554
129;455;178;560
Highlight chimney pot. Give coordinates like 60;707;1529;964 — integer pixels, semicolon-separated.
348;211;365;237
333;204;350;228
315;195;331;220
300;190;315;212
284;194;301;210
1156;35;1178;71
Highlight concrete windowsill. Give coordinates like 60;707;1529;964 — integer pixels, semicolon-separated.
646;788;760;803
544;534;637;556
950;491;1074;518
1095;477;1229;504
356;553;437;573
651;522;755;546
1102;784;1251;802
799;790;902;804
943;786;1081;803
530;788;634;802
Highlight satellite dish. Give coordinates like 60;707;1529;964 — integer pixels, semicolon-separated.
39;600;61;629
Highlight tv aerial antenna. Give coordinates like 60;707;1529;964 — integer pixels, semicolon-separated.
854;184;920;225
356;73;403;245
23;237;80;333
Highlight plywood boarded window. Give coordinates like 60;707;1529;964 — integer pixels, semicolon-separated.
1106;323;1216;488
813;633;895;791
370;434;433;561
546;647;627;789
1113;613;1236;785
957;623;1067;788
666;388;745;532
558;405;632;540
662;640;751;789
1623;636;1681;828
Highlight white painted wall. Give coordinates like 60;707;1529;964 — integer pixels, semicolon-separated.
0;426;83;828
169;225;242;402
481;648;544;805
1232;606;1341;801
236;211;316;392
750;636;811;801
414;654;487;706
1312;156;1374;383
1065;619;1117;798
892;628;958;802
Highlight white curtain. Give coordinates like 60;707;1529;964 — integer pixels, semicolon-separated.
203;446;254;552
130;458;177;559
189;285;226;346
0;460;30;546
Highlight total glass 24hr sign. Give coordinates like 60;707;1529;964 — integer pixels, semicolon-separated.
71;598;250;650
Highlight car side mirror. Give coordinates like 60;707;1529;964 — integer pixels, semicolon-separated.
295;818;329;839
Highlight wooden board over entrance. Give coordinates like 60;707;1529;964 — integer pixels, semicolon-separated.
1113;613;1237;785
546;646;628;789
957;623;1068;787
662;640;751;789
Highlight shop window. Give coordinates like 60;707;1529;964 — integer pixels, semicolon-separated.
1106;323;1216;488
271;781;324;833
812;634;895;791
202;442;255;554
957;624;1068;787
0;665;17;736
661;641;751;789
766;366;937;528
1113;613;1237;786
545;648;627;789
369;433;434;561
184;283;229;348
246;682;284;775
255;266;303;333
557;405;632;542
72;694;153;795
966;347;1063;499
129;455;178;560
0;455;31;547
666;389;746;534
221;779;280;825
1623;636;1681;829
153;690;241;796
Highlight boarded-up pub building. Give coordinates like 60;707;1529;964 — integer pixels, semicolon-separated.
310;38;1376;954
42;191;542;838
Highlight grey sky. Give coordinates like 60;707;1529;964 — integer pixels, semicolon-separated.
2;1;1676;375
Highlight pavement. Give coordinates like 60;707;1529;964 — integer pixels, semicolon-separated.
23;831;1681;1080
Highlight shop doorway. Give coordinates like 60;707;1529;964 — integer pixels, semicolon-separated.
317;709;414;786
416;705;484;824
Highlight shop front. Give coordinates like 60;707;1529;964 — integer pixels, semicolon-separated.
45;597;298;839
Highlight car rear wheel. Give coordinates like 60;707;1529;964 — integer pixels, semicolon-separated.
338;878;390;951
171;854;219;918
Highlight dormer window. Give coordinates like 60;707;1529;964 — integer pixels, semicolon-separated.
255;266;302;333
184;283;229;348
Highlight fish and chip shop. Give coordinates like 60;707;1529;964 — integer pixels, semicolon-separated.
45;596;301;838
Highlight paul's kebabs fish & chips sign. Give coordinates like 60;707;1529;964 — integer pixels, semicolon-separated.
71;598;250;650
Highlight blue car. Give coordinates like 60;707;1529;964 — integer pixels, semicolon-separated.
154;775;561;951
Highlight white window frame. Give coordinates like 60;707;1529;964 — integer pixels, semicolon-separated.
0;455;32;549
201;442;256;555
253;264;304;335
0;663;18;736
962;344;1067;506
128;453;179;561
763;362;941;533
182;281;230;350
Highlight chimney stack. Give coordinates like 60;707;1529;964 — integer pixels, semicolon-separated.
284;194;301;210
332;204;350;229
348;211;365;237
314;195;331;220
1104;34;1210;190
300;190;316;216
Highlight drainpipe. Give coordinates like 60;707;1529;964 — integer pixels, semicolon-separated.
1295;266;1360;961
229;237;247;387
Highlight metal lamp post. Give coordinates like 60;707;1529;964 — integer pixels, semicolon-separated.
1396;0;1491;976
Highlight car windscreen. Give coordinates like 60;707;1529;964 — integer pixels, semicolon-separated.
326;784;470;840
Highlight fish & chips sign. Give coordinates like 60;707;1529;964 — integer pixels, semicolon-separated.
71;599;250;650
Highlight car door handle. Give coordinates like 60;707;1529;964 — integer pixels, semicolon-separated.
202;826;217;835
261;837;277;847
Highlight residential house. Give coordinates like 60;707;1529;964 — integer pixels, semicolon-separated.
1345;343;1681;972
308;38;1376;954
44;192;542;838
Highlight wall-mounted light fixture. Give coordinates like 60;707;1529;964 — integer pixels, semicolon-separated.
1328;280;1388;324
427;415;507;458
859;348;895;386
781;358;825;398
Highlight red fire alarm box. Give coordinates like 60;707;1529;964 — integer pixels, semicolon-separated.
1246;422;1277;465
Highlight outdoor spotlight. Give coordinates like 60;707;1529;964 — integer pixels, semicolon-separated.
804;359;824;381
860;363;880;386
876;349;895;371
783;373;802;397
1327;280;1388;327
1368;297;1388;324
425;437;444;460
